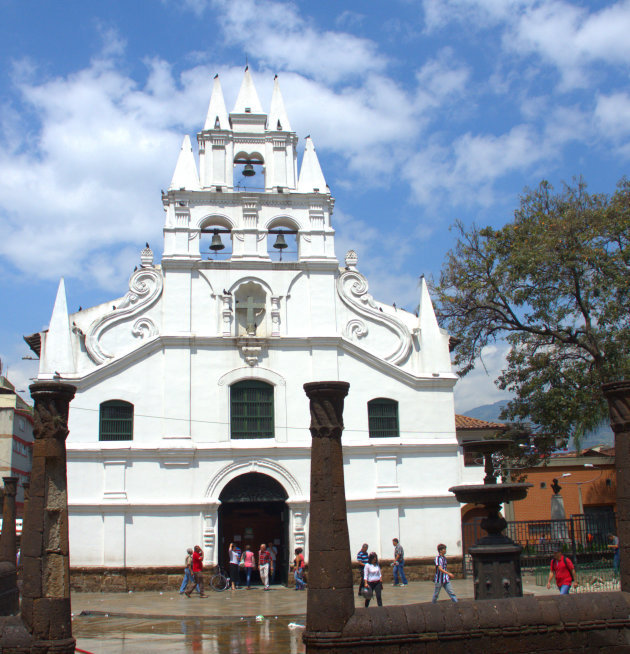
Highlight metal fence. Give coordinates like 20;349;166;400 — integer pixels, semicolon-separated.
462;514;617;578
505;514;617;569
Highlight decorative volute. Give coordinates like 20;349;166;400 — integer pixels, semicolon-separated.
268;75;292;132
40;278;75;378
203;74;229;131
298;137;328;193
169;135;200;191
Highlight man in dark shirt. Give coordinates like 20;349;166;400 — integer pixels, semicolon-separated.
357;543;369;597
392;538;408;586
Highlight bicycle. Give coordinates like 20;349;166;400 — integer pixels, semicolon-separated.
210;565;230;592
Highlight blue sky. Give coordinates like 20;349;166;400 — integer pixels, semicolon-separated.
1;0;629;411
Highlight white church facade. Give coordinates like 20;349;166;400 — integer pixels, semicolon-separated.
28;70;468;577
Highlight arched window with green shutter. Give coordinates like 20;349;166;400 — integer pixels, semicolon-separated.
99;400;134;441
230;380;274;439
368;398;399;438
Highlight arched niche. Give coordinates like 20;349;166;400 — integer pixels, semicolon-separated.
234;281;267;337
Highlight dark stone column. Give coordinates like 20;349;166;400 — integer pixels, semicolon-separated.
603;380;630;593
1;478;18;565
303;381;353;634
21;382;76;653
0;477;19;615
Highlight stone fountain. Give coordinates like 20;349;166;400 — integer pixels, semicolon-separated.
450;440;532;600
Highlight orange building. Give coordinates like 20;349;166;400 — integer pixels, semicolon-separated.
505;447;616;523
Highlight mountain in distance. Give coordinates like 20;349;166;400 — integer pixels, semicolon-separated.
464;400;613;451
464;400;509;423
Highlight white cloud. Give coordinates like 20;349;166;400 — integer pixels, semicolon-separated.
595;92;630;139
454;343;512;413
404;124;551;207
212;0;385;84
421;0;532;31
423;0;630;88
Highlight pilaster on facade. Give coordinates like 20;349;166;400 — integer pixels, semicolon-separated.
270;296;281;336
221;293;234;336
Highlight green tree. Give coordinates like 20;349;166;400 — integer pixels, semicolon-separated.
434;177;630;457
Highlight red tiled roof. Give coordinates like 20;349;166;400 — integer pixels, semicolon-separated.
455;414;506;430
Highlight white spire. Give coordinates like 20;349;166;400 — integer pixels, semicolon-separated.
203;74;229;130
40;278;75;376
418;276;440;335
169;135;200;191
232;67;263;114
268;75;291;131
417;276;451;372
298;137;327;193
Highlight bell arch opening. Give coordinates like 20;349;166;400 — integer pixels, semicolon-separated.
217;472;289;585
199;215;233;260
233;151;265;190
267;216;299;262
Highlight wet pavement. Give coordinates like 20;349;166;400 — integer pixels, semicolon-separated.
71;577;558;653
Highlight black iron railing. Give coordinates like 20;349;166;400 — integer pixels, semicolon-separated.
462;513;617;576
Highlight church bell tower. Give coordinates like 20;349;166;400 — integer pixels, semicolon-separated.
162;68;336;262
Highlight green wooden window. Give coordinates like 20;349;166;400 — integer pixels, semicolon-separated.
368;398;399;438
230;380;274;439
99;400;134;441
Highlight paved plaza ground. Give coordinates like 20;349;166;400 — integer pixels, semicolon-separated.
72;576;560;653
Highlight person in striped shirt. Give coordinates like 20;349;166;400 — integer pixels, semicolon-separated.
431;544;457;603
357;543;369;597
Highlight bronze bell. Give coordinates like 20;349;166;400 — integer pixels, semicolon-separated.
242;163;255;177
273;233;288;250
209;230;225;251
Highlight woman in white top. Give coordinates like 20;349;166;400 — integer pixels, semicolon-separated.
363;552;383;607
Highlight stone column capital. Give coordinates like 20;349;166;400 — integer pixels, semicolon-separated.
29;382;76;442
303;381;349;440
603;380;630;434
2;477;18;497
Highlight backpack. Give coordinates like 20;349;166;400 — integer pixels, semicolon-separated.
554;555;575;581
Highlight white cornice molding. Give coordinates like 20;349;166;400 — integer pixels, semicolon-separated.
68;493;458;512
66;440;458;458
64;333;457;391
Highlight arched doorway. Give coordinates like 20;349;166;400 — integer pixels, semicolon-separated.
218;472;289;585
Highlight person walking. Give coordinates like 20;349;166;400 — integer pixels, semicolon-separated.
228;542;241;590
293;547;306;590
357;543;369;598
241;544;255;589
609;533;620;576
179;548;195;594
392;538;408;586
258;543;273;590
267;542;278;583
363;552;383;607
184;545;206;598
547;549;578;594
431;543;457;603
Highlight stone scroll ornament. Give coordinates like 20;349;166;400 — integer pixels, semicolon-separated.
336;254;411;365
85;265;163;364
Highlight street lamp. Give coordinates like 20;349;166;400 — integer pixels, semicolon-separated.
560;466;603;515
